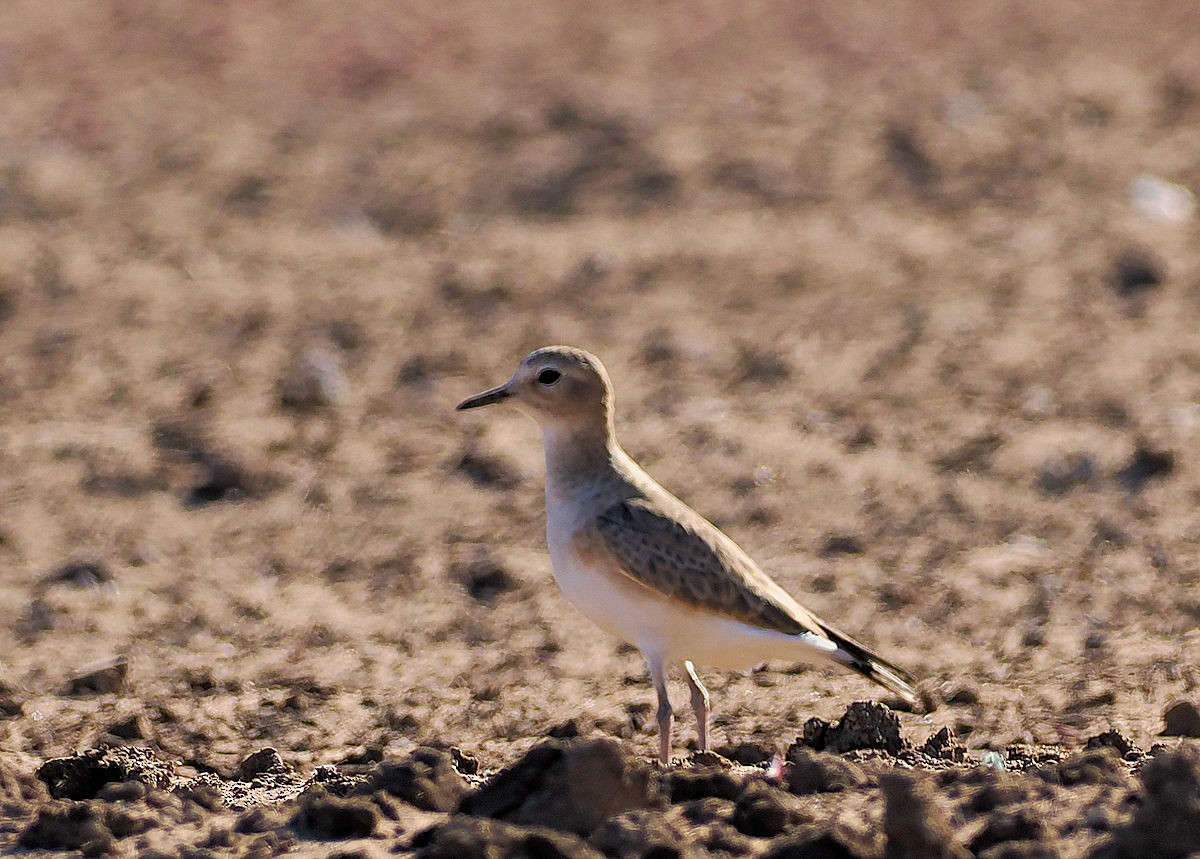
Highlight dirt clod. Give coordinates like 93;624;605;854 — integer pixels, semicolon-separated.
64;657;129;696
803;701;907;755
1162;701;1200;737
785;748;868;795
881;772;970;858
462;738;664;835
664;767;743;802
19;801;114;855
236;748;291;781
1106;743;1200;857
291;786;378;839
1047;748;1129;788
1085;730;1141;758
361;748;467;812
46;560;114;589
732;782;809;837
416;815;601;859
922;727;969;763
36;747;174;800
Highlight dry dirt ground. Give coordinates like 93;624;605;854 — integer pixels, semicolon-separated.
2;2;1200;856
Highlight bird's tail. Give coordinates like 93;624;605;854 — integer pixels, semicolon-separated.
818;621;919;707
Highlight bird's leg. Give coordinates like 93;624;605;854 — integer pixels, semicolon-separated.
647;655;673;765
684;660;710;753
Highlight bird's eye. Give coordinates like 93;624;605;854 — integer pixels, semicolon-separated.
537;368;562;386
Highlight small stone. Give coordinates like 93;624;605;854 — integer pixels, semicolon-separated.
279;348;346;411
1036;452;1095;495
47;560;113;589
64;657;128;696
1110;247;1166;296
1116;444;1175;492
236;749;290;781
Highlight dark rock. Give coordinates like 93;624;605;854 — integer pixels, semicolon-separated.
801;717;830;750
962;777;1035;815
968;808;1047;853
715;741;772;766
19;801;114;855
803;701;907;755
735;344;792;385
451;546;516;603
47;560;113;588
237;748;291;781
880;772;970;858
821;534;864;556
1085;730;1141;758
944;685;980;706
937;433;1004;474
1162;700;1200;737
184;453;269;507
461;738;664;835
0;678;23;717
884;125;939;196
1035;453;1095;495
310;764;369;798
416;815;601;859
664;767;742;802
106;713;150;742
292;786;378;839
450;746;480;775
547;719;581;738
1116;444;1175;492
732;782;809;838
64;657;128;695
1106;743;1200;857
1045;748;1129;788
454;447;522;490
152;418;277;507
36;747;174;800
784;748;867;795
360;748;467;812
1110;247;1165;296
922;727;968;763
223;175;272;215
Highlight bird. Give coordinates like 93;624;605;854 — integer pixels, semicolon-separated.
456;345;918;764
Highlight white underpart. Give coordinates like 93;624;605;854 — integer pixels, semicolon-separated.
545;478;839;672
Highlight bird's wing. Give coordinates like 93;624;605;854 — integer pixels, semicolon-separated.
584;496;826;637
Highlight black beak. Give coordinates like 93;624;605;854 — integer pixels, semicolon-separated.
456;384;511;411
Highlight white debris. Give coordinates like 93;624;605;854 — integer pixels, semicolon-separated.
1129;174;1195;223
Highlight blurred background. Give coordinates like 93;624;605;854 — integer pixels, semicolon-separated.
1;0;1199;773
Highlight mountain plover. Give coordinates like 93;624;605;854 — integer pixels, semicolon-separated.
457;345;918;763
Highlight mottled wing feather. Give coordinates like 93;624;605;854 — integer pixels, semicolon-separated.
592;496;825;637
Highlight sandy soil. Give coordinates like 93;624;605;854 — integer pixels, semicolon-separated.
1;1;1200;856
